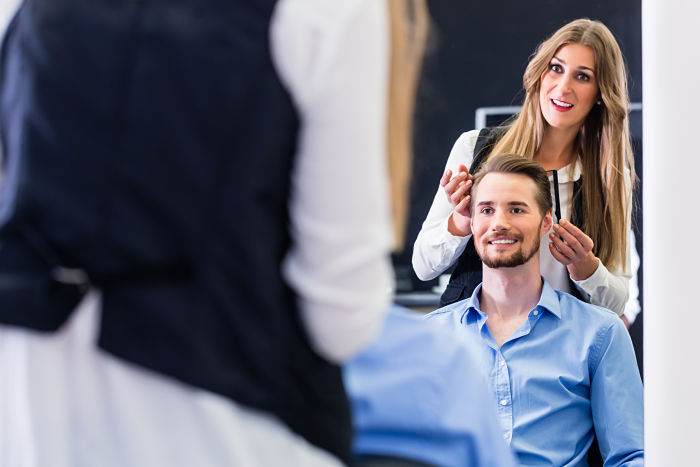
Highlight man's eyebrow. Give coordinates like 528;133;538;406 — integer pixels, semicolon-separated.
552;55;595;73
475;201;530;207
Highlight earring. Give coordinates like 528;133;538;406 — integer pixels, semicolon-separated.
596;100;602;105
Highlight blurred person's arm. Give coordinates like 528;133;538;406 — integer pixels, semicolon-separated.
345;306;518;467
272;0;393;363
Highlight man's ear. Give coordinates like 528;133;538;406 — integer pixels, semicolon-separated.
541;209;553;237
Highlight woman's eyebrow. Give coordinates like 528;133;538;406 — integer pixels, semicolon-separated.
552;55;595;72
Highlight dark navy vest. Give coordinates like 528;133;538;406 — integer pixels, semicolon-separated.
0;0;351;460
439;128;586;307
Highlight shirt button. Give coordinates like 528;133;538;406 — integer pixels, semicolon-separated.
533;310;539;316
503;433;509;440
500;399;508;406
500;360;506;367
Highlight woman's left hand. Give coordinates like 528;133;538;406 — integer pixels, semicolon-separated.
548;219;600;281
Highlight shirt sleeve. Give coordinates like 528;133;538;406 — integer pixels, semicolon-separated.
271;0;393;364
572;170;635;316
412;130;480;281
623;231;642;324
589;318;645;466
571;251;631;316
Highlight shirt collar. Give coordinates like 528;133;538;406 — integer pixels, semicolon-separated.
460;283;484;325
461;278;562;321
537;279;561;319
549;158;582;183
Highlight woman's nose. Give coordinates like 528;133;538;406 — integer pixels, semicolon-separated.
557;73;574;94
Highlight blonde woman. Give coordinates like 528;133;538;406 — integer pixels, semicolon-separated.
413;18;636;318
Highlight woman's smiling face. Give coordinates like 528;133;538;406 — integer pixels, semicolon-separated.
539;43;599;132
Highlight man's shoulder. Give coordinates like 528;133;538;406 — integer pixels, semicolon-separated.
554;289;621;330
425;298;471;325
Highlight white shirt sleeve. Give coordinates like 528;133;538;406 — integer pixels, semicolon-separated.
572;254;630;316
271;0;393;364
572;170;635;316
411;130;480;281
623;230;641;324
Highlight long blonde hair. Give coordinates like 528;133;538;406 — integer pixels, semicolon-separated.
489;18;635;271
387;0;428;250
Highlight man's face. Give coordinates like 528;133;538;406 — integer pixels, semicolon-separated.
470;173;552;269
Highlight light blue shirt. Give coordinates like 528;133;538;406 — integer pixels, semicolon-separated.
344;305;517;467
426;279;644;466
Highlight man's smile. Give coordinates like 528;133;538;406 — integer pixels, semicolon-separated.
487;236;519;248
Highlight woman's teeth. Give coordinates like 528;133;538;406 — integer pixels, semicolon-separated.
552;99;573;108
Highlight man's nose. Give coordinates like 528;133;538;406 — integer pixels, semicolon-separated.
491;211;510;230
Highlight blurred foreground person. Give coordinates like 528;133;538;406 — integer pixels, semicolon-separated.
0;0;427;465
426;154;643;466
344;305;517;467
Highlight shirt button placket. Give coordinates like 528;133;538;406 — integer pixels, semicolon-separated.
494;351;513;443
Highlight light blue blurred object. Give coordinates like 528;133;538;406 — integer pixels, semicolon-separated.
426;280;644;466
344;305;517;467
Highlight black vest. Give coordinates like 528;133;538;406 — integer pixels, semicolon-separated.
439;128;585;307
0;0;350;460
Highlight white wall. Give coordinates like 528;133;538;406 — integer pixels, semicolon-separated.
643;1;700;464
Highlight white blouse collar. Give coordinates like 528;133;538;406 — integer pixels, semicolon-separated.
548;158;583;183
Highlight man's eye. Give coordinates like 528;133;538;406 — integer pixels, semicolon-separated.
481;208;494;215
512;208;524;214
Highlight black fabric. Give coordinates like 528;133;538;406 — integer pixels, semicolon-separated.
469;127;502;174
588;436;604;467
439;127;585;307
0;0;351;460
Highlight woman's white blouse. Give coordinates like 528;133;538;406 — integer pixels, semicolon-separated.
412;129;634;316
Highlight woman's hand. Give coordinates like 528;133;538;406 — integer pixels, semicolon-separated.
548;219;599;280
440;164;473;237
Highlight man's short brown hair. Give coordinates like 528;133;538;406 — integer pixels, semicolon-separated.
471;153;553;215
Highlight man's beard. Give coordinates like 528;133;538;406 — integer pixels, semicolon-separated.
476;234;540;269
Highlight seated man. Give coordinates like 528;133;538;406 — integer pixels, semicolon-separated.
425;153;644;466
344;304;517;467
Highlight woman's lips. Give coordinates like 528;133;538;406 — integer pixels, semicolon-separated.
551;98;573;112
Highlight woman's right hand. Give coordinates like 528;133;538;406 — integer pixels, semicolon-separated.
441;163;473;237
